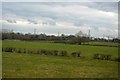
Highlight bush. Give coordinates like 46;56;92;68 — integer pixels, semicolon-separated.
36;50;41;54
47;50;53;55
48;50;58;56
71;52;77;57
12;48;16;52
71;52;81;57
100;54;112;60
105;55;112;60
93;54;100;59
23;48;26;53
41;49;47;55
17;48;22;53
27;49;33;54
59;51;68;56
30;50;33;54
32;50;37;54
100;54;105;60
53;50;58;56
93;53;112;61
77;52;81;57
4;47;15;52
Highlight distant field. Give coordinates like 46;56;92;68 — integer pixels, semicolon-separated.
89;41;118;47
2;40;119;78
2;40;118;58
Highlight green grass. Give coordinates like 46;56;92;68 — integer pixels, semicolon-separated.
89;41;118;47
2;40;118;58
3;52;118;78
2;40;119;78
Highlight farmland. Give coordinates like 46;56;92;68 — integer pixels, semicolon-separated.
2;40;119;78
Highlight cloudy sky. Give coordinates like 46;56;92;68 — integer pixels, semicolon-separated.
1;2;118;38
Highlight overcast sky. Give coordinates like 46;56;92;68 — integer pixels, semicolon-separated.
1;2;118;38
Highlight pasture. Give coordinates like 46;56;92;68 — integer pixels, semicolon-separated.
2;40;119;78
89;41;118;47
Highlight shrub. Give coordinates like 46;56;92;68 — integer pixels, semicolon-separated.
17;48;22;53
4;47;8;52
53;50;58;56
30;50;33;54
100;54;106;60
39;49;43;55
93;53;112;61
36;50;41;54
32;50;38;54
48;50;59;56
27;49;33;54
100;54;112;60
93;54;100;59
23;48;26;53
59;51;68;56
105;55;112;60
41;49;47;55
12;48;16;52
71;52;81;57
47;50;53;55
77;52;81;57
3;47;15;53
38;50;43;55
71;52;77;57
4;47;14;52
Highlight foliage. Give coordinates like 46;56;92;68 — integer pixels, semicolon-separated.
93;53;112;61
59;51;68;56
71;52;81;57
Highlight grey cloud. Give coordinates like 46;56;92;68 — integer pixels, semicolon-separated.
2;0;120;2
78;2;118;13
2;2;118;37
27;19;38;24
6;19;16;23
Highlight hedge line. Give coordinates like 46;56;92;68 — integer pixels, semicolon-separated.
2;47;81;57
2;47;120;62
93;53;120;62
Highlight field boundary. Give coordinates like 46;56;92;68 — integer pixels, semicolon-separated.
2;47;120;62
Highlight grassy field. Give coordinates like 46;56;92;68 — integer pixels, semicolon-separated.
3;52;118;78
2;40;119;78
2;40;118;58
89;41;118;47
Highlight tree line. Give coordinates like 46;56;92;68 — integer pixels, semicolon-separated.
1;31;119;44
2;32;91;45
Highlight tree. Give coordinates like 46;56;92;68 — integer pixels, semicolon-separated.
74;31;90;45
